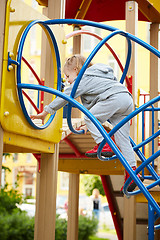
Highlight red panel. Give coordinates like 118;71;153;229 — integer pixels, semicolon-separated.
65;0;149;22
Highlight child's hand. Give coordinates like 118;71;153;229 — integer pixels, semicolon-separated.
30;110;48;124
80;125;88;134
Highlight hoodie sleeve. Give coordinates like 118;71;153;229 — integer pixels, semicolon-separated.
44;78;87;114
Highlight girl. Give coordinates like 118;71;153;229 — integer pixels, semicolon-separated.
30;54;143;191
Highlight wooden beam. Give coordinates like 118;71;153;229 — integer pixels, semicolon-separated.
34;1;65;239
123;196;136;240
149;23;159;161
58;158;124;175
136;0;160;23
35;146;59;240
67;174;79;240
125;0;138;142
75;0;92;20
124;2;138;240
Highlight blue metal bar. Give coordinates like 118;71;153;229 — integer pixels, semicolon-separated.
17;83;160;216
16;20;62;129
151;105;155;168
97;95;160;161
131;138;159;181
67;30;131;134
17;20;160;234
148;203;155;240
133;130;160;151
143;108;160;111
109;95;160;137
154;224;160;230
44;19;160;58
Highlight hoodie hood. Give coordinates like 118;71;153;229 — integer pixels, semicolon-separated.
84;63;116;80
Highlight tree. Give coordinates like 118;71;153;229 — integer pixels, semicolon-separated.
81;175;105;196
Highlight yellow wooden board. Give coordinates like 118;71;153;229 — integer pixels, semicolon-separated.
148;0;160;14
0;0;65;148
58;158;124;175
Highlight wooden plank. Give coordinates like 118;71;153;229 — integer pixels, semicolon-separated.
136;0;160;23
58;158;124;175
123;196;136;240
36;145;59;240
67;173;79;240
124;2;138;240
136;191;160;203
149;23;159;165
75;0;92;20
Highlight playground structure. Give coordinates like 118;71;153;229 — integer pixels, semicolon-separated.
0;0;160;240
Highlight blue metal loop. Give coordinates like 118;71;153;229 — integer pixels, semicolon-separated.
16;20;160;219
67;30;131;135
16;20;62;129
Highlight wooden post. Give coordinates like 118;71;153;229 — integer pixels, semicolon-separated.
35;145;59;240
123;196;136;240
66;14;81;240
0;0;7;186
34;1;65;239
149;23;159;164
125;0;138;140
67;173;80;240
124;2;138;240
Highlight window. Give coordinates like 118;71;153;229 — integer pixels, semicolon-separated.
60;172;69;190
82;26;101;52
25;188;32;197
25;173;34;185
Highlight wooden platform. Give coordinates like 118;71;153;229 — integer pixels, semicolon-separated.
59;118;124;175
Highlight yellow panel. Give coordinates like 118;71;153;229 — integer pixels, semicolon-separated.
36;0;48;7
148;0;160;14
0;0;65;145
58;158;124;175
3;131;54;153
136;191;160;203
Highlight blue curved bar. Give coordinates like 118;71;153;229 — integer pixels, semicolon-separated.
16;19;160;235
17;83;160;216
109;95;160;137
17;20;62;129
67;30;131;135
44;19;160;58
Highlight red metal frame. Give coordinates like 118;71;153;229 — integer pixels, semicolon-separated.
22;56;45;113
101;175;123;240
65;30;132;91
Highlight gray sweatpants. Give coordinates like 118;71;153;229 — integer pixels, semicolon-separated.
84;92;136;167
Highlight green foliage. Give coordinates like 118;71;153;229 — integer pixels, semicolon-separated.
0;186;98;240
0;186;34;240
55;215;67;240
0;210;34;240
0;186;22;214
55;214;98;240
78;215;98;240
81;175;105;196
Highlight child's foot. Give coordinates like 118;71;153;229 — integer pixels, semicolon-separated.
85;142;114;158
121;166;144;192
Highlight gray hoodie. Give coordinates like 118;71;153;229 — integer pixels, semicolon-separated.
44;63;131;114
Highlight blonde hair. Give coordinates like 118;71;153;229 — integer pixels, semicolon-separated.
64;54;92;74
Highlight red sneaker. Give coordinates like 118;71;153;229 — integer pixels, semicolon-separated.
121;166;144;192
85;142;114;158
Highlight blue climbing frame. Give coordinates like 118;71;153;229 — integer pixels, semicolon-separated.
15;19;160;238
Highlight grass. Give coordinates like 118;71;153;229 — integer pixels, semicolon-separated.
89;237;109;240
